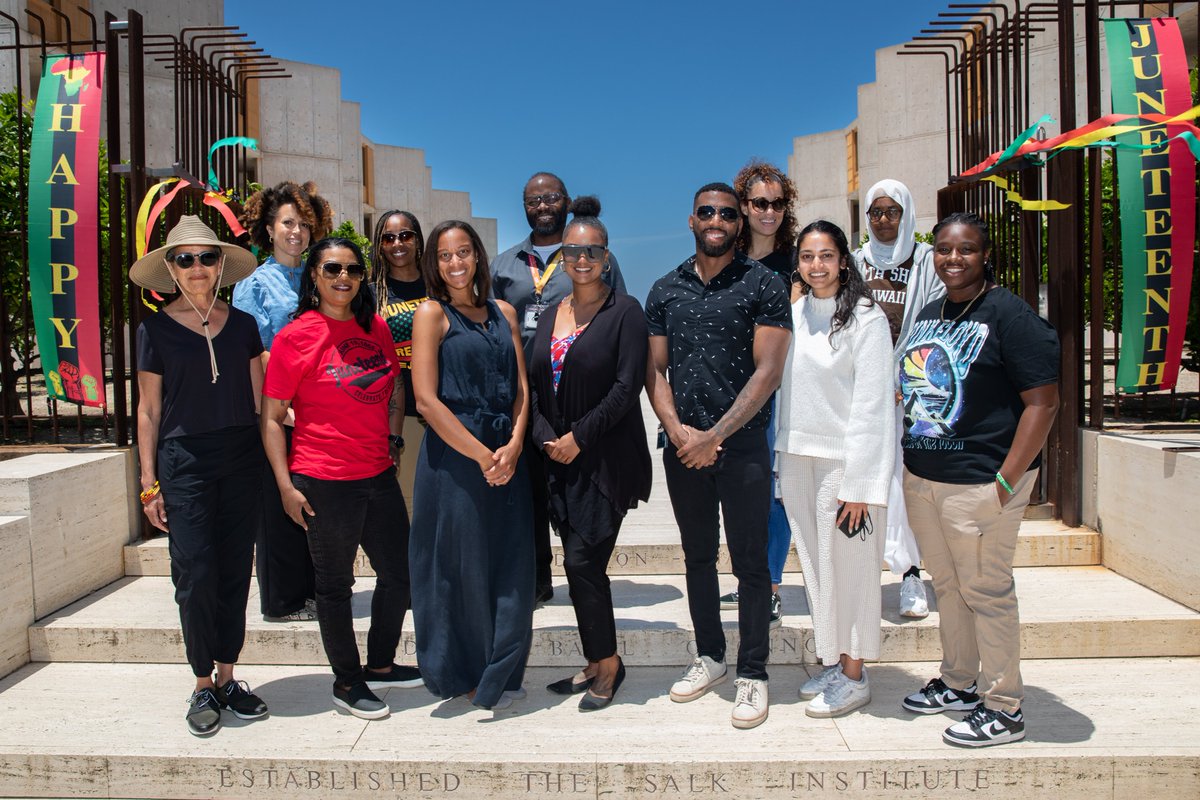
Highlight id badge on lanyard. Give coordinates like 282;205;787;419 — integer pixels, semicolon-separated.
524;251;559;331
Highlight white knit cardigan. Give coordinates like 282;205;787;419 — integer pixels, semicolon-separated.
775;294;896;506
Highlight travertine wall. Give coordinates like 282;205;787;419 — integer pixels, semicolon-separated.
788;128;853;236
0;515;33;677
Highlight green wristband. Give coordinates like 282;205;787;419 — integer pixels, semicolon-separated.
995;471;1015;495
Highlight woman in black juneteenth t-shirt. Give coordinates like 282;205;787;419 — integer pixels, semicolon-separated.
897;212;1059;749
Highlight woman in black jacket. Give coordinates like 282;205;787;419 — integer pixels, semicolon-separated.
529;196;651;711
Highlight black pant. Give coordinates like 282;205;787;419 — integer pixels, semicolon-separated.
160;426;263;678
664;428;771;681
525;432;553;590
293;468;410;684
256;425;315;616
562;527;620;662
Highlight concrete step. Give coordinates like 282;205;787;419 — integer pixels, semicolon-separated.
123;518;1101;578
0;659;1196;799
30;566;1198;668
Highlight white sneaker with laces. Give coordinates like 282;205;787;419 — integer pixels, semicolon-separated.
805;669;871;718
669;656;727;702
798;664;842;700
899;574;929;618
731;678;768;729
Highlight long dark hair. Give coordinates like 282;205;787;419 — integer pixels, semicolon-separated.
370;210;425;311
294;238;376;333
421;221;491;307
795;219;873;342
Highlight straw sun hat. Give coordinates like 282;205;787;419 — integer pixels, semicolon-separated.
128;215;258;293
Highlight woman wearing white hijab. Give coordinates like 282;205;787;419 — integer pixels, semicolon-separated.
852;179;944;619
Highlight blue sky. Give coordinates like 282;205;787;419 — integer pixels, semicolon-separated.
226;1;951;301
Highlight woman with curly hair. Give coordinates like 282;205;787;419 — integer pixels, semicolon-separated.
234;180;333;623
719;160;800;627
368;211;427;501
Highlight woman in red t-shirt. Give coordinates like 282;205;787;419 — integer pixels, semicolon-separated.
261;237;421;721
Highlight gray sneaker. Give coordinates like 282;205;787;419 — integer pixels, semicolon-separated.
798;664;842;700
186;687;222;736
669;656;727;702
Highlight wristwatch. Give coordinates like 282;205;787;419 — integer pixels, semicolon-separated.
388;434;405;450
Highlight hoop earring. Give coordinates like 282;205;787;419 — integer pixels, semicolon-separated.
603;261;611;274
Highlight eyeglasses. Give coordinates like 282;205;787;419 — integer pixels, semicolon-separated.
695;205;740;222
748;197;788;213
798;251;841;265
524;192;565;208
318;262;366;279
867;207;903;221
437;247;474;263
167;251;221;269
380;230;417;244
561;244;607;262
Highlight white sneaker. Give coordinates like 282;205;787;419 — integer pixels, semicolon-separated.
731;678;768;729
669;656;727;702
899;574;929;618
798;664;842;700
805;669;871;718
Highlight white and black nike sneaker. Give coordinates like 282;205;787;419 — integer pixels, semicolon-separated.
902;677;982;714
943;706;1025;747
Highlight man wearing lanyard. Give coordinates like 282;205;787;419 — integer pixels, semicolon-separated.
491;171;628;606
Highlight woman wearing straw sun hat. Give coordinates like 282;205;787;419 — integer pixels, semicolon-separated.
132;214;268;737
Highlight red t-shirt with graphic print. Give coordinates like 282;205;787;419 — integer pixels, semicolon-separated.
264;311;399;480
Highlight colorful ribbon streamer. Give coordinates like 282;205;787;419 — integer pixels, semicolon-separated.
982;176;1071;211
206;136;258;190
962;105;1200;178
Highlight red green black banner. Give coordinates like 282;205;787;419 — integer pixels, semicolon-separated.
27;53;106;406
1104;18;1196;392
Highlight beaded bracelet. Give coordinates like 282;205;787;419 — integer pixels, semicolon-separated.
139;481;161;504
995;471;1015;495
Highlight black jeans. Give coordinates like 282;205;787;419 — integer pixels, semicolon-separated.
292;467;410;684
256;425;315;617
562;527;620;663
664;428;771;681
160;425;263;677
525;431;553;590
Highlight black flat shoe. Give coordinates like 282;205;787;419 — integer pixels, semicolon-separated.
547;673;593;695
579;661;625;712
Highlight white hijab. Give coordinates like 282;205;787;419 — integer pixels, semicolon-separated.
864;179;917;270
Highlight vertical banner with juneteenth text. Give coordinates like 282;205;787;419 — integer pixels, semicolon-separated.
1104;18;1196;393
27;53;106;406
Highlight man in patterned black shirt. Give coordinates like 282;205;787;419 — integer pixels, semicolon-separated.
645;182;792;729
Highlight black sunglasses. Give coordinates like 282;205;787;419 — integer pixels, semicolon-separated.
168;251;221;269
524;192;565;208
561;244;607;262
748;197;788;213
695;205;740;222
380;230;417;244
318;262;366;279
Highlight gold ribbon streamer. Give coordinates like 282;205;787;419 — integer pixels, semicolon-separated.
983;176;1071;211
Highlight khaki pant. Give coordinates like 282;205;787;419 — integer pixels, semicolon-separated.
903;468;1037;713
396;416;426;520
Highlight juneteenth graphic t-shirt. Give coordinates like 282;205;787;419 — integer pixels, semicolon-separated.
861;252;913;345
264;311;399;481
381;275;427;417
899;287;1059;485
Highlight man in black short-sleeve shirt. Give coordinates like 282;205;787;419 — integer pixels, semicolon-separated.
645;182;792;730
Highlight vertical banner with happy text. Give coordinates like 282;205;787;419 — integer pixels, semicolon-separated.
1104;18;1196;393
27;52;106;406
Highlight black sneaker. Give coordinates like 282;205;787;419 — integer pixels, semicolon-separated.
769;592;782;629
186;687;222;736
943;705;1025;747
719;591;739;610
332;681;390;720
902;677;982;714
214;678;268;720
365;664;424;690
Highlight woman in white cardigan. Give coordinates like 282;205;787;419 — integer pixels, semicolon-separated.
777;219;895;718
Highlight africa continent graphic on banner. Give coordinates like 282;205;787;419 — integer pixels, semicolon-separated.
900;319;990;449
26;52;106;407
1104;17;1196;393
